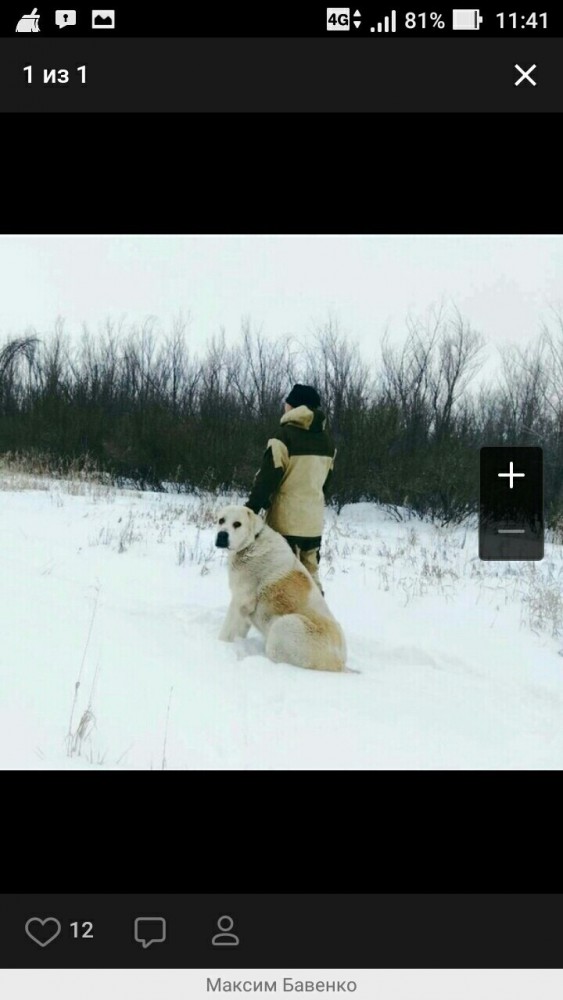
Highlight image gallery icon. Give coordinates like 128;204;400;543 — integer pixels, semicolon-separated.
15;8;41;32
92;9;115;28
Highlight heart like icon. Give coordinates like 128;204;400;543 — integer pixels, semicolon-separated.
25;917;62;947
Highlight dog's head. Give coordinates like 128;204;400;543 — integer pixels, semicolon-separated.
215;505;264;553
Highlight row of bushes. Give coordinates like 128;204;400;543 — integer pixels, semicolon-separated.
2;310;563;524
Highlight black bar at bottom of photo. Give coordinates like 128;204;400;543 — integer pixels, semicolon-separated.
1;894;563;967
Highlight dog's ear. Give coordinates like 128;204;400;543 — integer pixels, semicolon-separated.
246;507;264;538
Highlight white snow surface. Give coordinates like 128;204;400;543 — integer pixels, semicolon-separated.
2;474;563;770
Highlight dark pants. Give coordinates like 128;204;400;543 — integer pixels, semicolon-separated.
283;535;324;594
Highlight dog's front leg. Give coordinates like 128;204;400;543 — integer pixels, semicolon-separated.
235;590;258;637
235;616;251;639
219;601;249;642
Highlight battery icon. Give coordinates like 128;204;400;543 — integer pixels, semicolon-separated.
452;9;483;29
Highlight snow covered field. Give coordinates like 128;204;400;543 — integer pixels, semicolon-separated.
2;470;563;770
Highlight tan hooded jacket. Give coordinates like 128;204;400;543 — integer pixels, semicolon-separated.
246;405;336;538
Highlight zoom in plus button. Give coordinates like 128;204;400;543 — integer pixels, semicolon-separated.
480;446;543;560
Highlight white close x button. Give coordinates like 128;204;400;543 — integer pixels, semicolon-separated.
514;64;537;87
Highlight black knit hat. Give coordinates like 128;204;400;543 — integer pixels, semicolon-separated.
286;384;321;409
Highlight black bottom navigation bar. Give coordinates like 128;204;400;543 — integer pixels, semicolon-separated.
1;895;562;967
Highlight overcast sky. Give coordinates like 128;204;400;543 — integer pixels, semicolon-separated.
0;237;561;365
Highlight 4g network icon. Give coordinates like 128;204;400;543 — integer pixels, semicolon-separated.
326;8;362;31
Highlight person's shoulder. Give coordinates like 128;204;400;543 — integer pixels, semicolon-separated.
269;419;290;442
265;424;292;459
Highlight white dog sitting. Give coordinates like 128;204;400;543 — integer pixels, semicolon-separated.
215;505;346;672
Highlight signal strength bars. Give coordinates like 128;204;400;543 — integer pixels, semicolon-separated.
371;9;397;32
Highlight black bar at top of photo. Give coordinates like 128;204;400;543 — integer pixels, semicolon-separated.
3;5;563;37
1;894;563;968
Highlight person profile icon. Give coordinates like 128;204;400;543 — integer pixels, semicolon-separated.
212;915;239;946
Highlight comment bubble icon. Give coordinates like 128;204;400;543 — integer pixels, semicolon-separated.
134;917;167;949
55;10;77;28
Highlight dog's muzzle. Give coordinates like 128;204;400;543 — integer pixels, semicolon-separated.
215;530;229;548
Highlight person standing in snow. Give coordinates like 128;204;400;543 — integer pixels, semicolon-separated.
245;384;336;594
